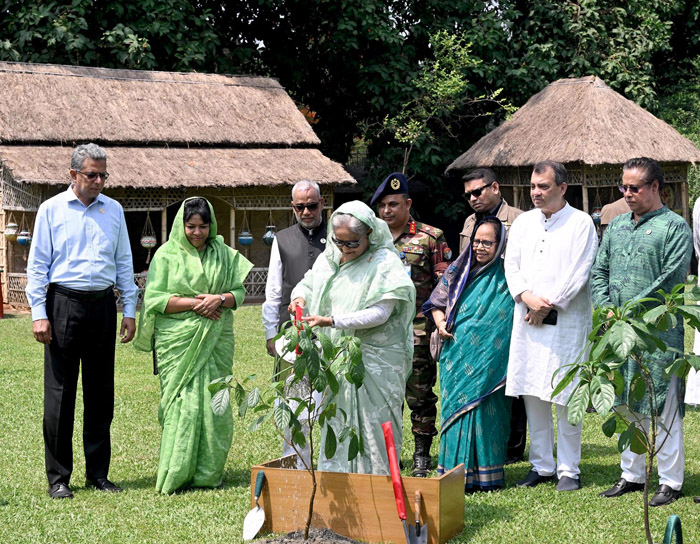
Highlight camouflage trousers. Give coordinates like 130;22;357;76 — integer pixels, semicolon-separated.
405;343;438;437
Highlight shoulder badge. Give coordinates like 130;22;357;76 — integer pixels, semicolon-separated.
409;221;416;235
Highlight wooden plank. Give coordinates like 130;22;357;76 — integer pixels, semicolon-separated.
251;456;464;544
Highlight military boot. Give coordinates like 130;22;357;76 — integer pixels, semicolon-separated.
412;434;432;477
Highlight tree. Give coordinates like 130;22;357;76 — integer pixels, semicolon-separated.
209;319;365;541
553;279;700;544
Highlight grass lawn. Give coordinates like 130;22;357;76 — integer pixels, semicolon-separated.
1;305;700;543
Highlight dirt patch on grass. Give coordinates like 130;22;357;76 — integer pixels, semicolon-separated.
256;528;364;544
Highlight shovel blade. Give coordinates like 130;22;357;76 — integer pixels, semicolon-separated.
408;522;428;544
242;506;265;541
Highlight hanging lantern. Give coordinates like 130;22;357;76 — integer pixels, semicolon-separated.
141;210;158;264
16;230;31;246
262;210;276;246
591;189;602;225
238;211;254;246
4;222;18;243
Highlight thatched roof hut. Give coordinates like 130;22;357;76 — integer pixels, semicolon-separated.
0;61;354;305
446;76;700;217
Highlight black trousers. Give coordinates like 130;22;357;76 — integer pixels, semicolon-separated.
507;396;528;459
43;288;116;486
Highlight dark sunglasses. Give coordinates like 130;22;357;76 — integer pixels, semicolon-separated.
618;182;652;194
76;170;109;181
292;201;320;212
332;236;362;249
462;181;494;200
472;238;496;249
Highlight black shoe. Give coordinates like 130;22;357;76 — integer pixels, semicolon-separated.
649;485;680;507
517;470;554;488
556;475;581;492
48;482;73;499
504;456;523;465
599;478;644;498
412;435;432;477
85;478;123;492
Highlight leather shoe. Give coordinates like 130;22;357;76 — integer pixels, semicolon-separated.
649;484;680;507
48;482;73;499
599;478;644;498
517;470;554;488
557;475;581;491
85;478;123;492
504;456;523;465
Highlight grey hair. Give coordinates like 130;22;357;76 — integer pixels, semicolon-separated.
292;180;321;200
71;143;107;170
331;213;371;238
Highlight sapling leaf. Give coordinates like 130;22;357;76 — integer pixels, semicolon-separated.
326;368;339;395
630;374;647;402
249;414;266;432
316;331;335;360
592;376;615;414
325;425;337;459
687;354;700;371
608;321;638;359
274;403;292;430
248;387;261;407
566;382;590;425
630;426;648;455
348;432;360;461
210;388;230;416
293;429;306;449
602;415;617;438
551;365;578;398
611;370;625;396
642;305;666;325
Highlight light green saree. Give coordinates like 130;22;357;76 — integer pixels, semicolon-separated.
134;198;253;493
291;201;416;474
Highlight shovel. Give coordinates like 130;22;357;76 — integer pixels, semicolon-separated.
242;470;266;541
408;490;428;544
382;421;415;544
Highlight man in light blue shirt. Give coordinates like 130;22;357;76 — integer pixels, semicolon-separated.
26;143;138;499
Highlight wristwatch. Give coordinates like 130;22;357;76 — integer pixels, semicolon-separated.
220;294;226;306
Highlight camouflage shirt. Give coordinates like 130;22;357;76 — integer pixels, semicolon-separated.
393;218;452;343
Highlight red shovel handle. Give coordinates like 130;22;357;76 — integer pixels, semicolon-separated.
382;421;406;521
294;306;303;355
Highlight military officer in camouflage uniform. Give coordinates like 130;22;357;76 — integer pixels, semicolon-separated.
371;172;452;477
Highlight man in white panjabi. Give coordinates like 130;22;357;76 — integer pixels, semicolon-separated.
504;161;598;492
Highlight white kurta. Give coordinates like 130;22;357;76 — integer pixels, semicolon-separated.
688;196;700;405
505;203;598;405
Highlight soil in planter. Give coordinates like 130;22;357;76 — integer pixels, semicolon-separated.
256;527;365;544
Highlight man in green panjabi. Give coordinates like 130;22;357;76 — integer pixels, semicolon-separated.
591;157;692;507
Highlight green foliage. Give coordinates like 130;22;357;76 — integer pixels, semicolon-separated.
208;319;366;539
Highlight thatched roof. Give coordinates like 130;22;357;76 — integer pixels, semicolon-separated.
0;61;319;146
0;146;353;188
446;76;700;174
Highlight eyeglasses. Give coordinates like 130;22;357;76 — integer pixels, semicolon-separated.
472;239;496;249
462;181;494;200
332;236;362;249
76;170;109;181
292;202;320;212
618;181;652;194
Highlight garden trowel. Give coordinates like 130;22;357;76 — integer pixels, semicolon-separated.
408;490;428;544
242;470;266;541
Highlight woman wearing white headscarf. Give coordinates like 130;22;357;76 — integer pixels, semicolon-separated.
289;201;416;474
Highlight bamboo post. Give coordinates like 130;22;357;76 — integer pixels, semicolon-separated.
682;166;690;222
581;171;590;214
160;209;168;243
230;207;236;249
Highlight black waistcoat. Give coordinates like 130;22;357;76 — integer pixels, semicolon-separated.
275;221;327;329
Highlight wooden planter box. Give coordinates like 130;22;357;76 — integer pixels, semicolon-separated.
249;455;465;543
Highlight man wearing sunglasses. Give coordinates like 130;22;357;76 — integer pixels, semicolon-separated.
459;167;525;465
591;157;692;507
26;143;138;499
262;180;327;468
370;172;452;477
459;167;522;254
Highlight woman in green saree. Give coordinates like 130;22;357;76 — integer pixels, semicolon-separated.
134;197;253;494
423;216;514;491
288;201;416;475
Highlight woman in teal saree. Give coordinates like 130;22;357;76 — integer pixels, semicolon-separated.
135;197;253;493
423;216;514;491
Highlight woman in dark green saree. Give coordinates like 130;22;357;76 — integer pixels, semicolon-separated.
423;216;514;491
135;197;253;493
